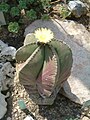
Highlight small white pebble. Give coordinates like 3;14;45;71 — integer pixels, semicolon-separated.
24;115;34;120
45;118;47;120
7;117;11;120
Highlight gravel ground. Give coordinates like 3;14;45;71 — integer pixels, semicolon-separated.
1;76;82;120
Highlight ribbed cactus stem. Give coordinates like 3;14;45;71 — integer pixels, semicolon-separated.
15;29;73;104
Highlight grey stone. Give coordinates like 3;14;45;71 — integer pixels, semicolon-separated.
0;42;16;91
0;63;3;69
24;19;90;104
56;20;90;51
0;12;6;26
1;62;15;78
68;0;87;18
0;66;8;91
0;46;16;61
0;62;15;91
0;92;7;119
0;40;8;51
0;41;16;119
0;70;5;90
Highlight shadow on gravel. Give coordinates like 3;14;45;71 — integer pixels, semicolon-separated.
38;92;81;120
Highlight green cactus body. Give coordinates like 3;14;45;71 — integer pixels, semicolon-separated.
16;33;73;105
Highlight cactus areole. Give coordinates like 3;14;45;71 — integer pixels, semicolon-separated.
15;28;73;105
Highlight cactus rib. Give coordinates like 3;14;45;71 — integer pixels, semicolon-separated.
19;46;44;86
15;43;38;63
24;33;37;46
36;44;60;98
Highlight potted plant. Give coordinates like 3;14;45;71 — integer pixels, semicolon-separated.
15;28;73;105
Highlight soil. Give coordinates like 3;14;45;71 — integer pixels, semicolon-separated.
0;26;25;49
2;82;82;120
0;1;90;120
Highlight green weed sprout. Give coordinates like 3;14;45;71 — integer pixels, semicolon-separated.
0;3;10;13
10;7;20;17
8;22;19;33
26;9;37;21
18;0;27;9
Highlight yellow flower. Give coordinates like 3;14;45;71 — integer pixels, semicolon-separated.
34;28;54;43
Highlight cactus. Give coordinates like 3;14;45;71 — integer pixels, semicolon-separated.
15;28;73;105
